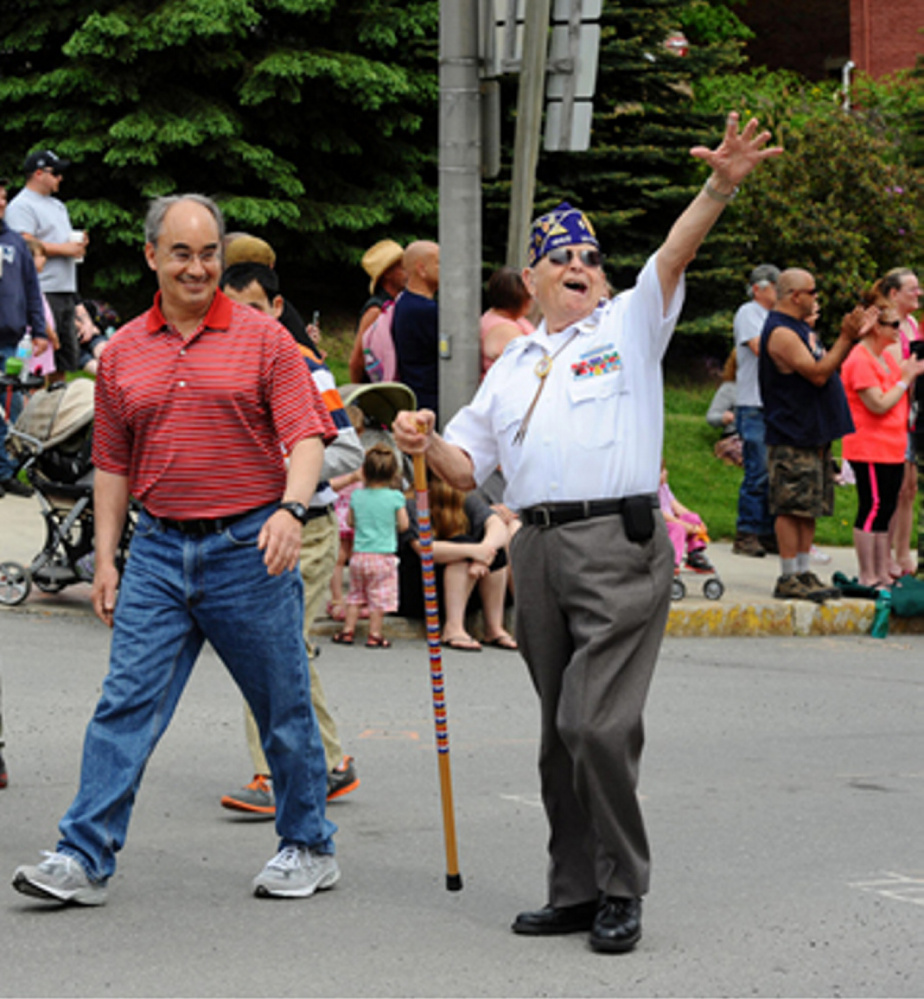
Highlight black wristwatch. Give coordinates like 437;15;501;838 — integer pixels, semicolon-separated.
279;500;310;525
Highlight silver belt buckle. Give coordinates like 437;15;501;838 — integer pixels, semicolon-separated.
535;505;552;528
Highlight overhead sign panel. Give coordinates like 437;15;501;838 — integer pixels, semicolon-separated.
544;0;601;151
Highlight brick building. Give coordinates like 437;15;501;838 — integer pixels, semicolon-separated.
735;0;924;80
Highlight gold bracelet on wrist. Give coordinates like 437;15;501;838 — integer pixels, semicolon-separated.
703;179;738;204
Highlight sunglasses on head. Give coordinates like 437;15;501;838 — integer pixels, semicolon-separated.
545;247;605;268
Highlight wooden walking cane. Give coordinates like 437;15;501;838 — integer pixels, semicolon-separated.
413;449;463;891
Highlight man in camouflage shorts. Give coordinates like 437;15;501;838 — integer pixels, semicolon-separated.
767;444;837;601
759;268;862;602
768;444;836;520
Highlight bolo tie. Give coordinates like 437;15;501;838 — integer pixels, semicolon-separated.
512;329;581;445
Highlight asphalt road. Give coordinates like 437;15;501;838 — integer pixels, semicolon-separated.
0;612;922;998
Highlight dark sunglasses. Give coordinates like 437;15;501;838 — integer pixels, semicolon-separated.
546;247;605;269
878;319;901;329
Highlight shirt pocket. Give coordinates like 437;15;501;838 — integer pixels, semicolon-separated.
495;401;525;446
494;376;539;446
567;371;625;449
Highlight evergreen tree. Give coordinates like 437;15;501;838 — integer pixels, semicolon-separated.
0;0;439;315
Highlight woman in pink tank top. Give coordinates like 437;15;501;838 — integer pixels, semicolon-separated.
479;266;535;377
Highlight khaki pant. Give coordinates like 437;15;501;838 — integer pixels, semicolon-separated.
244;511;342;774
510;511;673;904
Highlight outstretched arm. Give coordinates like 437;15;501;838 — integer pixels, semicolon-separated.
657;113;783;309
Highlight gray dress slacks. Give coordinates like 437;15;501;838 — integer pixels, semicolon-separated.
510;511;673;905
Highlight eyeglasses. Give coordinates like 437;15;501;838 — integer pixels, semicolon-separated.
545;248;605;269
878;319;901;329
797;287;818;296
166;247;221;266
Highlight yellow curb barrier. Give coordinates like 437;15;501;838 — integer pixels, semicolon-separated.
666;598;875;638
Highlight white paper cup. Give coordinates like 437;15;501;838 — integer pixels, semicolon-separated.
70;230;85;262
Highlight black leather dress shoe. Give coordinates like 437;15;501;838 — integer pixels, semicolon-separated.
512;900;599;936
589;896;642;953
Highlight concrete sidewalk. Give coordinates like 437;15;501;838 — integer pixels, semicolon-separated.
0;491;910;637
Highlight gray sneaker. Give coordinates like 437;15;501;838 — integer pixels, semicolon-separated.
12;851;108;906
252;845;340;899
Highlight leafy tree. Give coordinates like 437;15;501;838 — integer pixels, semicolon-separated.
695;67;924;327
851;65;924;169
0;0;439;316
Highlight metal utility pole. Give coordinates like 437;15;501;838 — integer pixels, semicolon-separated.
506;0;551;270
439;0;482;427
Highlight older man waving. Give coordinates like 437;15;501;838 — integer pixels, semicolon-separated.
394;114;781;954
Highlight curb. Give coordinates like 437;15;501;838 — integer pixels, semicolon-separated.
7;583;922;640
665;598;875;638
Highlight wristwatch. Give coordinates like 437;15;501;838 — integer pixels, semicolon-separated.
279;500;310;525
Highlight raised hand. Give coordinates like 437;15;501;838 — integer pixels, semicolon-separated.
690;112;783;189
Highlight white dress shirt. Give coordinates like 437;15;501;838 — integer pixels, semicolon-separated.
444;254;684;510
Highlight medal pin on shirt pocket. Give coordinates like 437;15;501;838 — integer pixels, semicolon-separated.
568;348;626;448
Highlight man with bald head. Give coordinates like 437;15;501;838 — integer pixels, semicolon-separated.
759;267;860;602
393;239;440;415
13;194;340;906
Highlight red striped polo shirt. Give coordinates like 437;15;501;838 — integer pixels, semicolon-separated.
93;289;337;519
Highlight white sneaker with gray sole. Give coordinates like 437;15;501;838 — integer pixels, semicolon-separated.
252;844;340;899
12;851;108;906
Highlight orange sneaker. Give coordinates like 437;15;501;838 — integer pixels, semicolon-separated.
327;755;360;801
220;774;275;816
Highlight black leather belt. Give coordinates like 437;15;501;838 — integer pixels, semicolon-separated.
520;495;658;529
152;503;333;537
153;508;257;537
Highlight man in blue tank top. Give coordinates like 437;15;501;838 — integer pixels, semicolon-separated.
759;268;860;602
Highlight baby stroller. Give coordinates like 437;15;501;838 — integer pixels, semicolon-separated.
0;379;135;606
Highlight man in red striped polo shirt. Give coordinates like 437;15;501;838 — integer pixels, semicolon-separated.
13;194;340;905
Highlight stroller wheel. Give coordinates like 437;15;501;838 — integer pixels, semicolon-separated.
0;561;31;606
33;574;66;594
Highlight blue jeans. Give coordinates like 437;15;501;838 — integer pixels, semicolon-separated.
0;342;24;480
57;505;336;882
735;405;772;536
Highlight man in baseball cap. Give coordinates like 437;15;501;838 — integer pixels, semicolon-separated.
732;262;782;558
22;150;71;175
6;148;85;374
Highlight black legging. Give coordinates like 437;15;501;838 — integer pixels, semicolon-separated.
851;460;904;532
